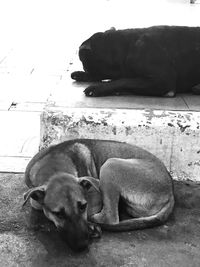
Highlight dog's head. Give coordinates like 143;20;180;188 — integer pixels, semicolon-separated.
79;27;116;75
23;172;100;252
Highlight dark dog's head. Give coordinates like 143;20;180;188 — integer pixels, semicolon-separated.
79;32;103;75
23;173;100;252
79;27;116;75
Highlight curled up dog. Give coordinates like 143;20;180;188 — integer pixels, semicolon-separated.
23;139;174;251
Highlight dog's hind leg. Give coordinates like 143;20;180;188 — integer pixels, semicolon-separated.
91;185;120;225
91;167;121;224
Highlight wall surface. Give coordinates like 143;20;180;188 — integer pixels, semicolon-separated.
41;107;200;181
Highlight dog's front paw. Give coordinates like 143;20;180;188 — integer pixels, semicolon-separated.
192;84;200;95
90;212;106;224
164;90;176;97
88;223;102;239
71;71;88;82
84;85;102;97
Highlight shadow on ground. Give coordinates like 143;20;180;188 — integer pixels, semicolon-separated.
0;173;200;267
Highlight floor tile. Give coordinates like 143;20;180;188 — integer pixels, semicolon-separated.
50;78;188;111
181;94;200;111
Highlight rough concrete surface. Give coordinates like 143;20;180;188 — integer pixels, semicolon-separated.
41;108;200;181
0;173;200;267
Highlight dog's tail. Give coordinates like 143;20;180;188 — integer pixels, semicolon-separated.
98;195;174;232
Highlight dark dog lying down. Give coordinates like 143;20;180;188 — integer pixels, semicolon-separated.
71;26;200;97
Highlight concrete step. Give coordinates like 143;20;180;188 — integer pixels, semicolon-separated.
41;105;200;182
1;76;200;178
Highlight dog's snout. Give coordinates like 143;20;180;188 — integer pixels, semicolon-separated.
71;239;89;252
79;44;92;64
59;216;90;252
60;228;89;252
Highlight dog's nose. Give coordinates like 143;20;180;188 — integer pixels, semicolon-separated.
59;227;90;252
64;235;89;252
74;240;89;252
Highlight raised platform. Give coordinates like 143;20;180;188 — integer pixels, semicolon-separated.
1;67;200;178
41;97;200;181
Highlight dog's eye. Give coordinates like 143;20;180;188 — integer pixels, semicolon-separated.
78;201;87;212
53;209;65;219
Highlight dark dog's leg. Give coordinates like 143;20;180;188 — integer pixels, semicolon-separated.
71;71;103;82
84;78;175;97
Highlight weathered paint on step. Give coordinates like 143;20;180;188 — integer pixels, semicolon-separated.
41;107;200;181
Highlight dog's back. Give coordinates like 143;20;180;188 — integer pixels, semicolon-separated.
79;26;200;93
25;139;163;188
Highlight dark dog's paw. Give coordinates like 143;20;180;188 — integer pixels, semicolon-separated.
88;223;102;239
164;90;176;97
192;84;200;95
84;85;102;97
71;71;88;82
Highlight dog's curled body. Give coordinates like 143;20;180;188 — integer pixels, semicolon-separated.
71;26;200;97
91;157;174;231
24;139;174;251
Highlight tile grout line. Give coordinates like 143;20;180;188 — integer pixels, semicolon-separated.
181;96;190;110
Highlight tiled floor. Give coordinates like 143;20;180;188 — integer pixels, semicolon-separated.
0;0;200;172
51;74;200;111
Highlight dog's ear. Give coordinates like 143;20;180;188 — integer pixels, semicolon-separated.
106;27;116;32
78;177;100;192
79;42;91;51
23;185;47;206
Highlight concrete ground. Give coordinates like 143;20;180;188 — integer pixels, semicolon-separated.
1;173;200;267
